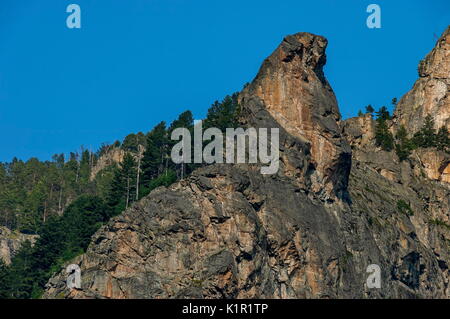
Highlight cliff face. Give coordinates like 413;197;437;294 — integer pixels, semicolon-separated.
390;27;450;185
44;28;450;299
239;33;351;200
394;27;450;133
90;148;125;181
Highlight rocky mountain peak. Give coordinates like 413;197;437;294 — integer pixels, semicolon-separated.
239;32;351;200
418;26;450;79
394;26;450;133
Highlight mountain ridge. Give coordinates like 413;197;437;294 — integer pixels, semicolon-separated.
42;27;450;299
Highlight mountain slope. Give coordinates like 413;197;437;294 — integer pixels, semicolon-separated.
44;28;450;299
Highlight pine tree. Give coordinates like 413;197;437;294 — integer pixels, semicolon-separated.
122;132;146;153
375;106;391;121
412;115;436;148
107;153;136;213
121;153;137;209
436;126;450;151
168;111;194;178
141;122;168;189
391;97;398;107
374;107;394;151
395;124;412;161
204;93;240;131
365;104;375;114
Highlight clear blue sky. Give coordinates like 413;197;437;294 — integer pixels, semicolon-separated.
0;0;448;162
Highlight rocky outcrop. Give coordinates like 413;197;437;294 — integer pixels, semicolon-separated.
43;160;450;299
44;28;450;299
90;148;125;180
343;26;450;188
414;149;450;184
393;26;450;133
239;33;351;200
0;227;38;265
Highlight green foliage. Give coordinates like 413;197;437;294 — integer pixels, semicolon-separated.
405;115;449;153
365;104;374;114
391;97;398;107
107;153;137;215
397;200;413;216
0;151;98;232
141;169;177;197
412;115;436;148
0;92;240;299
429;219;450;231
167;111;195;180
141;122;168;185
374;107;394;152
358;110;363;117
395;125;413;161
0;195;107;299
204;93;240;131
121;132;147;153
375;106;391;121
435;126;450;152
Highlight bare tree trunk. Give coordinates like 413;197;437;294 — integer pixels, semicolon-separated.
126;176;130;209
181;162;184;180
58;187;63;214
43;201;47;223
75;156;80;184
165;154;168;176
135;145;143;201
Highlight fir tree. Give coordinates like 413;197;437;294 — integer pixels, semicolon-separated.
436;126;450;151
140;122;168;194
374;107;394;151
204;93;240;131
107;153;136;213
365;104;375;114
412;115;436;148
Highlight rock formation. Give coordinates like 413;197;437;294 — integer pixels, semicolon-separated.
238;33;351;200
393;27;449;133
90;147;125;181
44;27;450;299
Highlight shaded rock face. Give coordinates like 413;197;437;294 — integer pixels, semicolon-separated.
239;33;351;200
0;227;38;265
394;26;450;133
45;165;358;299
44;29;450;299
44;162;450;299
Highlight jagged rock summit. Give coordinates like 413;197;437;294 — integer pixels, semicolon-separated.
44;28;450;299
239;32;351;200
394;26;450;133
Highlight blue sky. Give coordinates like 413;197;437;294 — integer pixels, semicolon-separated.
0;0;448;162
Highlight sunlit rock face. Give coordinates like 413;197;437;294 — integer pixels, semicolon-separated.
0;227;38;265
239;32;351;200
90;147;125;180
394;26;450;133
